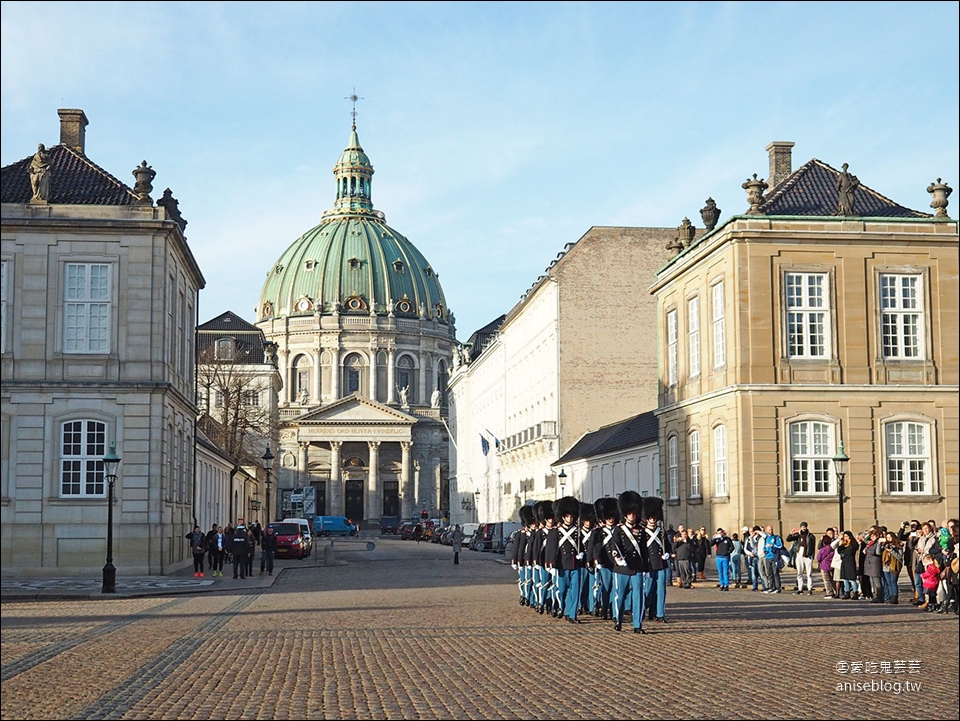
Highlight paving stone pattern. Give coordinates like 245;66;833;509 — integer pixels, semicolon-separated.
1;539;957;720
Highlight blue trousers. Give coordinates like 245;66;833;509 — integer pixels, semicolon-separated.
597;567;613;614
644;567;668;619
716;555;730;588
555;568;580;619
612;572;645;629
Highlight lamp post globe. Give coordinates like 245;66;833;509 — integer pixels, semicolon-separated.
558;468;567;499
262;446;275;524
101;442;122;594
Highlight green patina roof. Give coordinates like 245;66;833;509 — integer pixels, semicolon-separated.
257;126;447;321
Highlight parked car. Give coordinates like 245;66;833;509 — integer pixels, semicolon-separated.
400;522;416;540
503;529;522;560
474;521;523;553
282;517;313;557
460;523;479;546
269;521;308;560
313;515;359;537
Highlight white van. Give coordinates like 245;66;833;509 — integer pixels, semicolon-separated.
281;518;313;557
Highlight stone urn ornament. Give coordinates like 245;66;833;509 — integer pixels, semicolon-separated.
132;160;156;205
700;197;721;230
927;178;952;218
742;174;768;215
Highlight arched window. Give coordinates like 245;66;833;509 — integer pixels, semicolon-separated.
437;360;448;405
343;353;365;395
885;420;931;494
292;354;312;403
789;420;834;495
396;354;416;403
215;338;235;361
60;420;106;496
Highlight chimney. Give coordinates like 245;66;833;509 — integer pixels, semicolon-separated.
766;141;794;189
58;109;89;155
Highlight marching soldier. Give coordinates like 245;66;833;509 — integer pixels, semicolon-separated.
593;497;620;620
529;501;552;614
513;505;536;606
641;496;671;624
548;496;582;623
536;501;560;616
579;502;598;617
611;491;648;634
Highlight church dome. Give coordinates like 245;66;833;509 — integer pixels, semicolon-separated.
257;125;449;323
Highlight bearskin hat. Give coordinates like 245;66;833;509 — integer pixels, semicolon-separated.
579;502;597;526
534;500;554;525
618;490;643;519
642;496;665;524
519;504;536;528
595;497;619;523
554;495;580;521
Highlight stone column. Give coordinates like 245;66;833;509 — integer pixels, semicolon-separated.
433;454;441;519
278;348;290;404
330;347;340;400
418;355;428;406
313;349;322;403
387;348;396;404
330;441;342;515
400;441;413;519
298;442;310;486
367;440;380;521
369;348;378;402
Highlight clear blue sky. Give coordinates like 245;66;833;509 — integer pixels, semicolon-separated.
3;1;958;339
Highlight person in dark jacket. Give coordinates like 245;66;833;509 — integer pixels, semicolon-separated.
693;528;711;581
863;526;885;603
548;496;583;624
579;502;598;616
593;497;619;620
232;521;249;579
674;530;694;588
711;528;734;591
260;525;278;575
642;497;671;621
186;525;207;577
610;491;648;634
831;531;859;599
786;522;817;595
205;523;219;573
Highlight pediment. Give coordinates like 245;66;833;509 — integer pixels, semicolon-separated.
295;394;417;426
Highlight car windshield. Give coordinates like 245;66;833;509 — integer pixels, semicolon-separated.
270;523;300;535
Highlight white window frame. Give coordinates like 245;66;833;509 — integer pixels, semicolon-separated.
242;390;260;407
689;430;701;498
60;419;107;497
0;259;7;353
666;309;678;387
713;425;728;497
64;262;111;353
789;420;834;495
667;435;679;500
215;338;235;361
885;420;930;495
880;274;923;359
712;281;725;368
687;296;700;378
785;272;829;359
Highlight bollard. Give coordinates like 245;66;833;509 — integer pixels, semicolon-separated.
323;542;336;566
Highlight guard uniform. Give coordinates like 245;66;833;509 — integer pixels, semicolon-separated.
514;505;536;606
579;502;598;616
593;497;620;620
641;497;670;623
548;496;582;623
611;491;648;633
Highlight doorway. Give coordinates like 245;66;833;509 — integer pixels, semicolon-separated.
382;480;400;517
344;480;364;524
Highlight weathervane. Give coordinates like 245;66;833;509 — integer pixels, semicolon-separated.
345;88;364;129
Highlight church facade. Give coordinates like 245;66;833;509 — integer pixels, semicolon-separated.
254;123;455;525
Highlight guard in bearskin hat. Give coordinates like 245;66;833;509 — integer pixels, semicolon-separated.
513;504;536;606
641;496;671;623
579;502;598;616
547;495;583;623
611;490;648;633
593;497;619;620
531;501;556;614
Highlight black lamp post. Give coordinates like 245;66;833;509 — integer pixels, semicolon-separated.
558;468;567;498
833;441;850;532
101;441;121;594
262;446;275;524
474;489;481;523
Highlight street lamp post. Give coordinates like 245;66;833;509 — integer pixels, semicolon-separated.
262;446;274;524
474;489;481;523
101;442;122;594
833;441;850;532
558;468;567;499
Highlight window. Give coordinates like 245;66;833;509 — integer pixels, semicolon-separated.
785;272;828;358
64;263;110;353
60;420;106;496
666;310;678;386
886;421;929;494
667;436;679;499
789;421;833;494
347;369;360;393
242;390;260;406
214;390;224;408
397;355;414;398
687;296;700;378
712;281;725;368
881;274;923;359
215;338;235;361
1;259;7;353
713;425;728;497
689;431;701;498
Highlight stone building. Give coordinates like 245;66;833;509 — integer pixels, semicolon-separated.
652;142;959;535
448;225;675;525
0;109;205;576
254;122;455;525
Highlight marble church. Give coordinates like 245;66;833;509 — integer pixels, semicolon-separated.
254;121;455;525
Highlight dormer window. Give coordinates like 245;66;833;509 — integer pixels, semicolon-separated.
349;257;361;270
304;259;316;271
393;259;405;273
395;296;414;314
344;295;367;312
425;265;434;277
215;338;235;361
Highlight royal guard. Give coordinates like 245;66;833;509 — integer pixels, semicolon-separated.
523;505;540;608
513;505;536;606
593;497;620;620
530;501;555;614
579;502;598;616
641;496;671;624
539;500;560;616
547;496;582;623
611;490;648;634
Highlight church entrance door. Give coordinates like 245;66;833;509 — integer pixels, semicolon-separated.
344;480;364;524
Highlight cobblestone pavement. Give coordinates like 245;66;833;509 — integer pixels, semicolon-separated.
2;538;957;720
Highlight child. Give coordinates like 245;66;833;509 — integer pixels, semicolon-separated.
919;554;940;611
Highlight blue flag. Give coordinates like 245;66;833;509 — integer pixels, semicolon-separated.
480;434;490;456
484;428;501;450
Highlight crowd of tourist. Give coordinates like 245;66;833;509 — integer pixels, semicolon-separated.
184;519;277;579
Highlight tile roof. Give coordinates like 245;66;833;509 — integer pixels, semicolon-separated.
1;143;138;205
197;311;269;364
556;410;659;465
761;159;929;218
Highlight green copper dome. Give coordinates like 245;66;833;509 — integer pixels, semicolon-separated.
257;125;448;322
